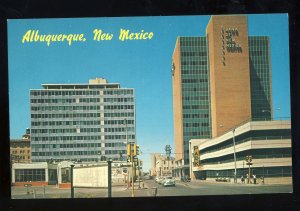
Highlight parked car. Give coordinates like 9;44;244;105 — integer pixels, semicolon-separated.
159;176;173;185
163;179;176;187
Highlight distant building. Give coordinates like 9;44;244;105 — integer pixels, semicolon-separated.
172;15;273;178
150;154;175;177
190;120;292;184
10;128;31;163
149;153;161;176
30;78;136;162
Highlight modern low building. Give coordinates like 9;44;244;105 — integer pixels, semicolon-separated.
172;15;273;178
30;78;136;162
189;120;292;184
10;128;31;163
11;162;57;186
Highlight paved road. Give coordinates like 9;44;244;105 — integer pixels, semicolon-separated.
11;179;293;198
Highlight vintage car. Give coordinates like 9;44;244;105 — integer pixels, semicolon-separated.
163;179;176;187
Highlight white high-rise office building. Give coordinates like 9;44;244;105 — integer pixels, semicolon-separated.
30;78;135;162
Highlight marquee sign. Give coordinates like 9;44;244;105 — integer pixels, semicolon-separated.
193;146;200;166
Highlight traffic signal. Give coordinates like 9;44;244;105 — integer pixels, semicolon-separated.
127;144;131;156
133;144;140;155
140;160;143;166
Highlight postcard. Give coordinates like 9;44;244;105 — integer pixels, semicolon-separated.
7;14;292;198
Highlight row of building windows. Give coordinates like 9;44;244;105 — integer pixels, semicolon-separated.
105;142;125;147
181;69;208;75
31;113;100;119
32;128;77;134
11;155;30;160
31;98;106;104
181;51;207;57
104;105;134;110
203;166;291;178
103;98;134;103
105;150;126;155
32;120;101;126
182;87;209;92
11;150;30;154
31;105;100;111
183;100;210;106
183;113;209;119
201;153;291;166
10;142;30;148
183;105;209;110
181;61;207;66
31;98;75;103
104;120;134;125
104;112;134;118
31;90;99;96
104;127;134;132
32;151;101;156
184;122;209;127
80;128;101;133
201;136;290;156
32;143;101;149
15;169;45;182
183;131;210;136
32;135;101;141
182;78;208;83
105;134;135;140
249;50;268;56
183;95;209;101
103;90;133;95
32;128;109;134
80;98;100;103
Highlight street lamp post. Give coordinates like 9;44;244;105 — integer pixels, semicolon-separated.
232;129;237;183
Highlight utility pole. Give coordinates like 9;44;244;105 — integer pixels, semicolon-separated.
107;160;112;198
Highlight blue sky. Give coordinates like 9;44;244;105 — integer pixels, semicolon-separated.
8;14;290;171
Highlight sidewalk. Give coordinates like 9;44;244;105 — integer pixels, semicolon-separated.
176;180;267;188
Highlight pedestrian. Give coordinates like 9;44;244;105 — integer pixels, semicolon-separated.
253;174;256;184
261;176;264;184
241;176;245;184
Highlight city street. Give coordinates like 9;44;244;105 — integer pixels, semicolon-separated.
11;179;293;199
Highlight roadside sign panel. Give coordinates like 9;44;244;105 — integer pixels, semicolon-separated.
73;165;108;188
